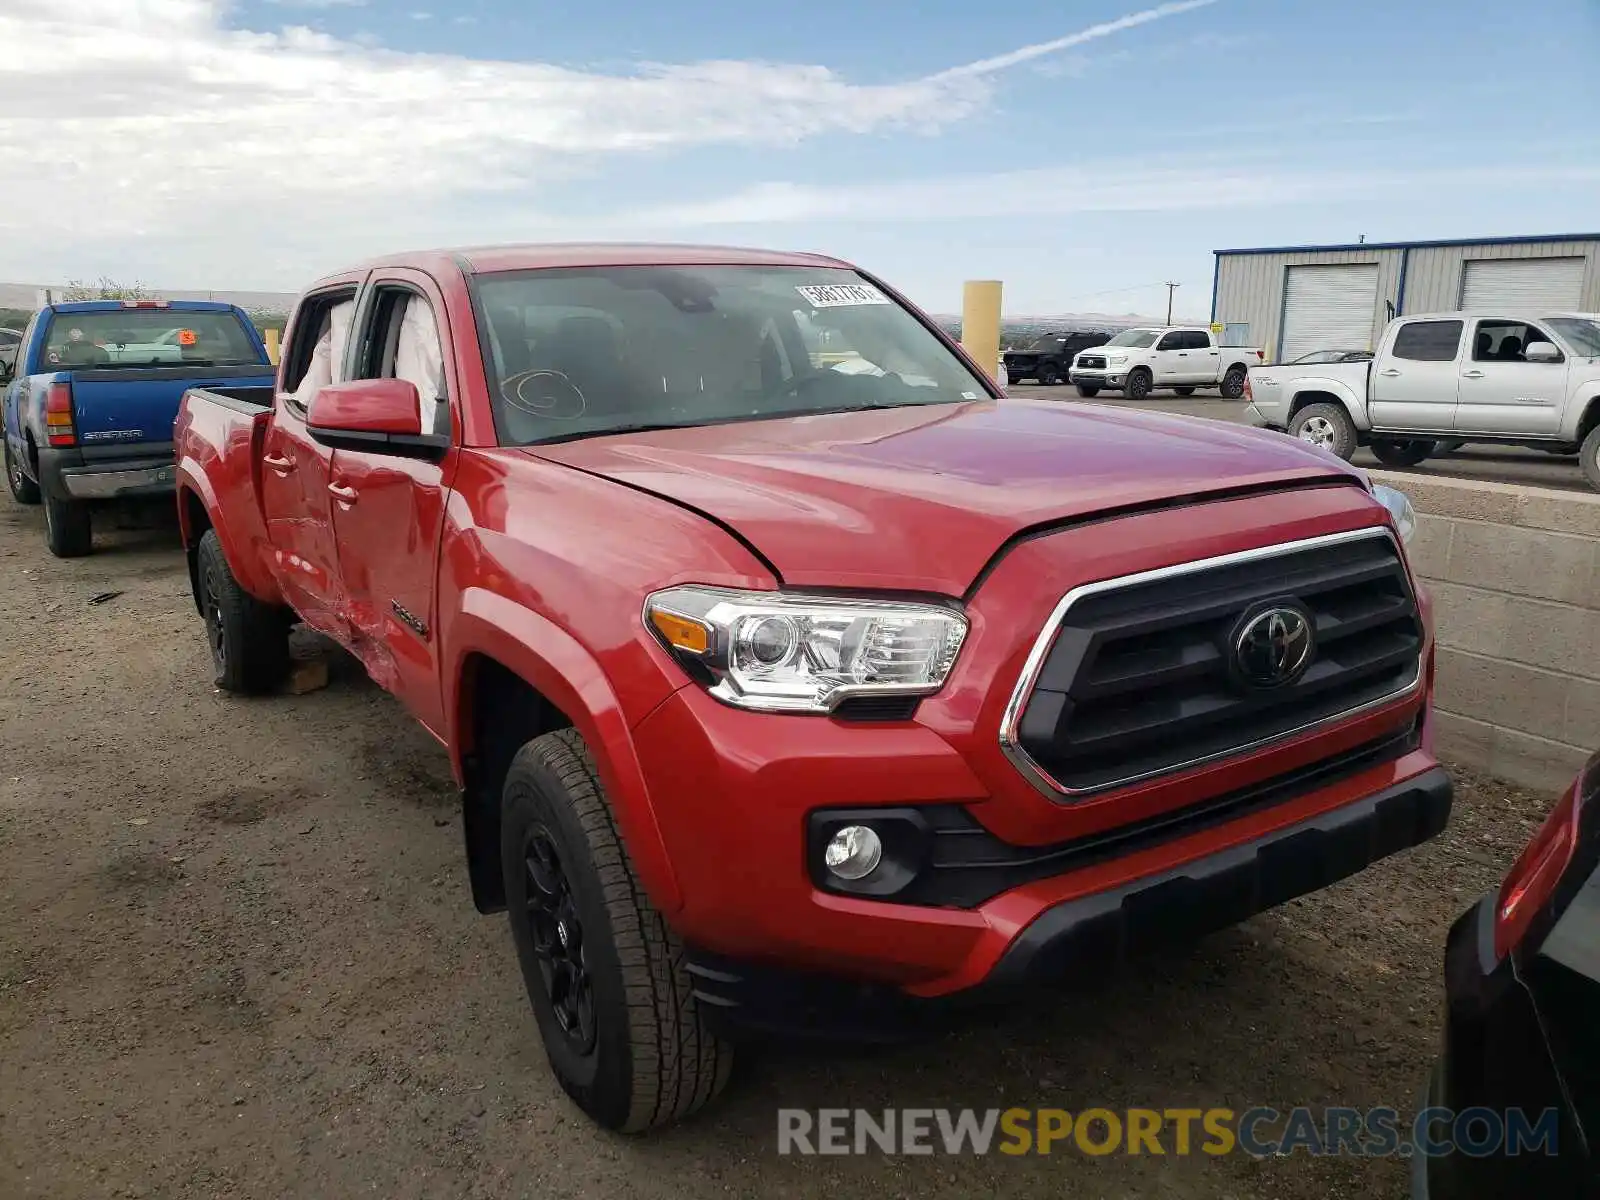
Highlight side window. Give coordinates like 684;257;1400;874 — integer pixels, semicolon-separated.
14;312;41;366
1391;320;1463;363
1156;331;1185;351
1472;320;1557;364
283;289;358;407
1183;330;1211;350
357;287;449;437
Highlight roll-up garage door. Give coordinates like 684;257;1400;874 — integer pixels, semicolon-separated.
1279;264;1380;362
1459;257;1585;311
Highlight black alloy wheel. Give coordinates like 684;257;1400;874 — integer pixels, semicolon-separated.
522;826;598;1054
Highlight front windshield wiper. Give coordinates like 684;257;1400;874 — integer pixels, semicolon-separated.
528;422;698;446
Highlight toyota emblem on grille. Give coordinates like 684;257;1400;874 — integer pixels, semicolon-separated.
1231;604;1315;688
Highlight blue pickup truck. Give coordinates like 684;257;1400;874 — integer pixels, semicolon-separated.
3;299;275;556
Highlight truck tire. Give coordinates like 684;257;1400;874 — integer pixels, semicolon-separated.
1174;386;1196;396
1075;385;1101;398
5;441;39;505
1037;364;1062;386
1126;369;1153;401
1370;438;1436;468
501;729;733;1132
1581;425;1600;492
1289;402;1358;461
1219;366;1248;399
43;494;92;557
197;528;290;693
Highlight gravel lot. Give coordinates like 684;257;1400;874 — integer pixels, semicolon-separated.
1008;384;1592;494
0;495;1558;1200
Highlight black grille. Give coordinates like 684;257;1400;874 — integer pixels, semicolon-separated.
1079;355;1107;369
1011;531;1423;796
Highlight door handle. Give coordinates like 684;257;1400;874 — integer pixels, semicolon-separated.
327;482;358;504
263;453;294;473
1378;369;1402;377
1461;370;1485;379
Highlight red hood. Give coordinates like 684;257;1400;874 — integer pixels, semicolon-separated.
529;398;1361;594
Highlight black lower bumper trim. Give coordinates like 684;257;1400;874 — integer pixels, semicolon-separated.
987;765;1452;986
689;766;1452;1040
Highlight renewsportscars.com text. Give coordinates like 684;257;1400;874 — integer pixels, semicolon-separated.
777;1106;1560;1159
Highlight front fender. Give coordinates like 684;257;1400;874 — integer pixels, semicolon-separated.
1561;387;1600;442
1290;375;1371;431
448;588;684;914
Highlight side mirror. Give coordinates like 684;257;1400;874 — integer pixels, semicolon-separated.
1523;340;1562;363
307;378;447;459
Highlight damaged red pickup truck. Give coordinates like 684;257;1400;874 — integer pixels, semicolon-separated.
174;244;1450;1132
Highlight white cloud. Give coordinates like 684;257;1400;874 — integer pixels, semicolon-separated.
613;160;1600;228
0;0;1213;286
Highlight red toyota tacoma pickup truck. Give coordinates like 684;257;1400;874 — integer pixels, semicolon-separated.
174;244;1451;1132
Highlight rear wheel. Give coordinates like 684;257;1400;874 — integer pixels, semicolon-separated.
5;441;39;505
1289;402;1358;461
1037;364;1062;386
1174;386;1196;396
1581;425;1600;492
1075;385;1101;398
1219;366;1248;399
43;494;91;557
1126;369;1153;401
1370;438;1436;468
198;528;290;693
502;729;733;1131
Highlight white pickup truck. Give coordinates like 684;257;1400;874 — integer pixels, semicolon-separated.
1244;310;1600;489
1068;326;1264;400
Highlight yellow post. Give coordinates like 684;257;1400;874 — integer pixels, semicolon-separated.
960;280;1003;383
263;327;280;366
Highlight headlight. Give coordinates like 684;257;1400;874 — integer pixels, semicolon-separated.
644;586;968;714
1107;354;1129;365
1371;483;1416;545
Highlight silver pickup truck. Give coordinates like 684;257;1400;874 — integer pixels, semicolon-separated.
1244;310;1600;489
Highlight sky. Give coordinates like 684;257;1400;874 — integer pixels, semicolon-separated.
1;0;1596;317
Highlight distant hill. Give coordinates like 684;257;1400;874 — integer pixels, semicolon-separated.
0;282;298;313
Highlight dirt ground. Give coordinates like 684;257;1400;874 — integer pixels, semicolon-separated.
0;495;1558;1200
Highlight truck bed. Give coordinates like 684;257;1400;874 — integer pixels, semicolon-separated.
184;384;275;411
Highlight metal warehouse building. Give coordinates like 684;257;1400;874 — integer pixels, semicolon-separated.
1210;233;1600;363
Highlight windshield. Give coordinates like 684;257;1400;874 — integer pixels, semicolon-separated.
1104;329;1159;349
472;266;992;445
41;310;260;369
1549;318;1600;357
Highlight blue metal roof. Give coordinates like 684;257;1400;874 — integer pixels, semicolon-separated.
1214;232;1600;256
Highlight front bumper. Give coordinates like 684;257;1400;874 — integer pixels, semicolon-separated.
689;763;1451;1038
38;446;176;501
1070;369;1126;388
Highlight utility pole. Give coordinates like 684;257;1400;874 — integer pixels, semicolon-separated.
1164;281;1180;326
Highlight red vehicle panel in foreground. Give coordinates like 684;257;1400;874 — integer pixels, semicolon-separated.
174;243;1450;1132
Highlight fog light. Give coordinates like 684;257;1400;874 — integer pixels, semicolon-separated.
823;825;883;881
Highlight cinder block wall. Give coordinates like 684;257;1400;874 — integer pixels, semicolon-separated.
1370;471;1600;791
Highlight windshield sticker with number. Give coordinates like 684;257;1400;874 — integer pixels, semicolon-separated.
795;283;891;308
